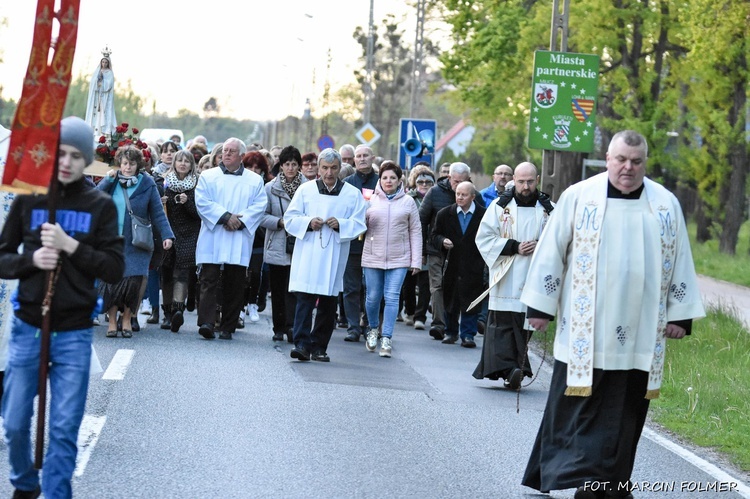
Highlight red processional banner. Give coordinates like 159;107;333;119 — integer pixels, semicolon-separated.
1;0;80;194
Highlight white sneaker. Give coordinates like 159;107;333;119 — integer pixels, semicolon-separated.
404;314;414;326
414;320;425;330
379;337;392;357
139;299;151;314
366;328;378;352
248;304;260;323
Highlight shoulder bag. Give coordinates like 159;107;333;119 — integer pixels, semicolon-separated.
121;187;154;252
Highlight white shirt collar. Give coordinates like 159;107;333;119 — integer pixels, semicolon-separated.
456;201;475;215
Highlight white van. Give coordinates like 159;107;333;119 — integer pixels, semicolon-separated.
139;128;184;147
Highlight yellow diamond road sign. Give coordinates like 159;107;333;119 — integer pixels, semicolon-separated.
356;122;381;146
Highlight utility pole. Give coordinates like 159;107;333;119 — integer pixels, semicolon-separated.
320;48;332;137
540;0;573;200
363;0;375;125
409;0;426;118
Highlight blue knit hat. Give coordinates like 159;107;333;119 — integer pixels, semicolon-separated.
60;116;94;166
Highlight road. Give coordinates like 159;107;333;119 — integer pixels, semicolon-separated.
0;291;748;498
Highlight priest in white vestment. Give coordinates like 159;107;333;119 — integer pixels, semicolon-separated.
473;162;554;389
195;138;267;340
520;131;704;499
284;148;367;362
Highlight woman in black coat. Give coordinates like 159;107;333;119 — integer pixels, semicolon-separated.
160;149;201;332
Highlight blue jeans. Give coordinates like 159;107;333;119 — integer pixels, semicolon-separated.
445;307;478;340
2;317;92;499
364;267;408;339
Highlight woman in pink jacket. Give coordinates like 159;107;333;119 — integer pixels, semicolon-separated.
362;161;423;357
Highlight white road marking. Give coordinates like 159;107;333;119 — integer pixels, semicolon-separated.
643;427;750;497
74;414;107;477
102;349;135;380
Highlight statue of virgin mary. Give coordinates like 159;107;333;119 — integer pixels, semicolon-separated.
85;48;117;136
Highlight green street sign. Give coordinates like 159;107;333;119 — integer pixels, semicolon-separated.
528;50;600;153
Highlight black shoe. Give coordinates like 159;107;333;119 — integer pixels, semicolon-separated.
429;327;445;341
311;351;330;362
236;317;245;329
256;299;266;313
286;329;294;343
170;310;184;333
146;307;159;324
441;335;458;344
336;320;348;329
199;324;215;340
344;331;360;342
160;311;171;330
121;329;133;338
477;321;485;335
460;337;476;348
131;316;140;332
218;331;232;340
290;347;310;361
505;368;523;390
12;485;41;499
272;332;284;342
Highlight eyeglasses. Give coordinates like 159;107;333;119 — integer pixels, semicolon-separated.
416;180;434;186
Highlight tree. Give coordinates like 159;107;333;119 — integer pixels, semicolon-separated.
438;0;749;252
353;14;413;150
203;97;220;118
675;0;749;254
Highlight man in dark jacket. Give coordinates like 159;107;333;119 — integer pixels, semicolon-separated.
341;144;377;342
0;117;125;498
430;181;486;347
418;162;472;340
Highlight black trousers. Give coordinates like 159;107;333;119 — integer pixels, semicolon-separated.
268;264;296;334
292;292;337;354
198;263;246;334
400;270;430;322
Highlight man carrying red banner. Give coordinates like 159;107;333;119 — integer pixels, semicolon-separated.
0;117;125;498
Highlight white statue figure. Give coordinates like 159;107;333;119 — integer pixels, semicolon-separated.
85;47;117;137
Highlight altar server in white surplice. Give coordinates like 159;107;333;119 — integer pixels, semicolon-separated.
195;137;267;341
284;148;367;363
520;130;705;499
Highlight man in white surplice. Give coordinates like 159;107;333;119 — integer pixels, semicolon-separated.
472;162;554;389
195;137;267;341
520;130;705;498
284;148;367;362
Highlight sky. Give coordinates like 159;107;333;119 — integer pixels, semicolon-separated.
0;0;418;121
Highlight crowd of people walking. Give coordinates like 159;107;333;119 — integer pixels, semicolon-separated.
0;117;707;498
84;134;508;365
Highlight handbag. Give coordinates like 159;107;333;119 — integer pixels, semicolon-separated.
279;197;294;255
285;234;295;254
120;186;154;252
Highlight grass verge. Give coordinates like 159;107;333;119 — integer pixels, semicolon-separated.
649;303;750;472
688;220;750;287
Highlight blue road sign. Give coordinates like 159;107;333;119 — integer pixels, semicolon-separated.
317;134;335;151
398;118;437;170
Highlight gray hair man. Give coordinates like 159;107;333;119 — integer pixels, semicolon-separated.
520;131;704;498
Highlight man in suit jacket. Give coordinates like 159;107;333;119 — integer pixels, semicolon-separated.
430;181;486;348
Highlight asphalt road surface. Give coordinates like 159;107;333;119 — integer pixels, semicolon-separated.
0;299;748;498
